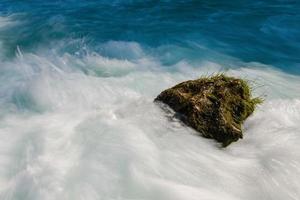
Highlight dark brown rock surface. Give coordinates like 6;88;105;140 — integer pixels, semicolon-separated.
155;74;262;147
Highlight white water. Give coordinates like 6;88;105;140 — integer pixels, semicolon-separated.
1;18;300;200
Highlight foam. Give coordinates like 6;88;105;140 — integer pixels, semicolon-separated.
0;43;300;199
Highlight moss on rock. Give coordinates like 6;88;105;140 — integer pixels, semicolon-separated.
155;74;262;147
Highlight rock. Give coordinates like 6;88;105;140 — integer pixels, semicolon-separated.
155;74;262;147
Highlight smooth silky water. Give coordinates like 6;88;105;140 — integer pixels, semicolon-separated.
0;1;299;200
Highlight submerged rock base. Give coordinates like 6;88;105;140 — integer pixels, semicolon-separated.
155;74;262;147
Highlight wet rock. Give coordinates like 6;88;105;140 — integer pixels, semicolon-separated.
155;74;262;147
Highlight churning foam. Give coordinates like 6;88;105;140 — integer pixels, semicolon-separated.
0;42;299;200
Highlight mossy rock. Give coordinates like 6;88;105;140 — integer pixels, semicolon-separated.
155;74;262;147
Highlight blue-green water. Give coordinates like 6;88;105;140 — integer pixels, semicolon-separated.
1;0;299;72
0;1;300;200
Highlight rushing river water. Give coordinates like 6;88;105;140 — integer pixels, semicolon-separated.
0;1;300;199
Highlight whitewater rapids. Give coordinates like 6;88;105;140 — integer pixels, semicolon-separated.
0;10;300;199
0;41;299;200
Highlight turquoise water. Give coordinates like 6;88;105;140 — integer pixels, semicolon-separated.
1;0;299;72
0;1;300;200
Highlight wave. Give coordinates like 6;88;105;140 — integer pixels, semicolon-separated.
0;41;299;199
